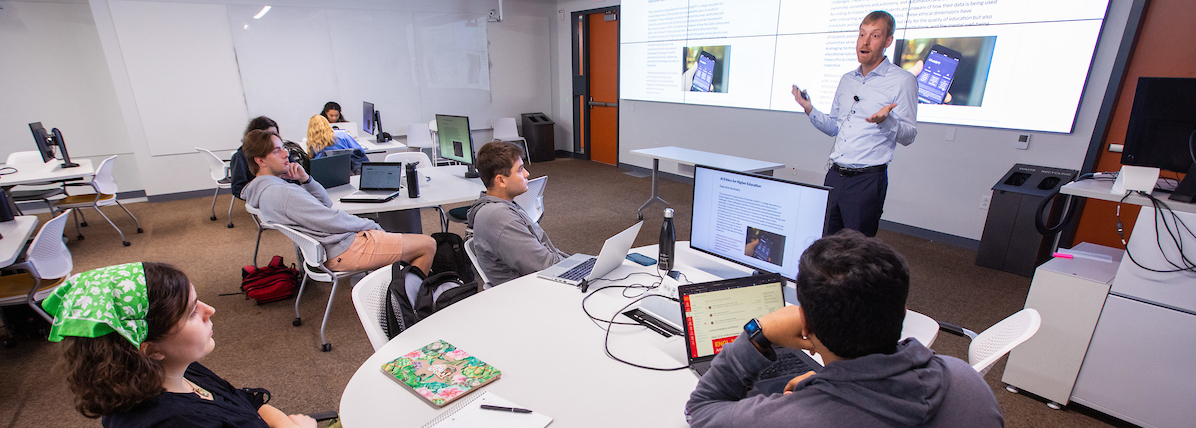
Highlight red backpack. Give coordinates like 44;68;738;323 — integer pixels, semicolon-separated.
240;256;300;304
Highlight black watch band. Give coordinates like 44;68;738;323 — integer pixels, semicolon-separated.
745;318;776;359
300;177;312;185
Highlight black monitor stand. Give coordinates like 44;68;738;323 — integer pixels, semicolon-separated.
1168;164;1196;203
464;163;479;178
51;128;80;168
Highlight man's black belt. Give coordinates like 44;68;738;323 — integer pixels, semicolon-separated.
832;163;887;177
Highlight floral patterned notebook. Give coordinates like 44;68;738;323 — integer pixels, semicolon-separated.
382;340;502;407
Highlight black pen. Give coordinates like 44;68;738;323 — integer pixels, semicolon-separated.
480;404;533;413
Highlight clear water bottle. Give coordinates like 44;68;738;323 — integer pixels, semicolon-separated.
658;208;675;272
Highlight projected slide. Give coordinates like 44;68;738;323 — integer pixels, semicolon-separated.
621;0;1110;133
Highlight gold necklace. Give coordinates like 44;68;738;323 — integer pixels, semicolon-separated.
185;378;214;400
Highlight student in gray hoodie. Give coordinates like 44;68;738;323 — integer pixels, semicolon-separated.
466;142;568;285
687;230;1004;427
239;129;435;273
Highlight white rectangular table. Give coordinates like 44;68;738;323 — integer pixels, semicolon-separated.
0;216;39;267
339;243;937;427
630;146;785;219
0;158;95;187
325;164;484;233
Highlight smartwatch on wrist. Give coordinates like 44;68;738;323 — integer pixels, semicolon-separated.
744;318;776;360
300;177;312;185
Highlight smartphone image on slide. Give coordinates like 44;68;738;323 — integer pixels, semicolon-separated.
917;44;962;105
690;51;717;92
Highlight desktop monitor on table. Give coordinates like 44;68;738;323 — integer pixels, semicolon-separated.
27;122;80;168
363;101;375;135
689;165;830;282
435;114;479;178
1120;77;1196;202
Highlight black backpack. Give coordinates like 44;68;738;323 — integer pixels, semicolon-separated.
283;140;310;172
383;261;478;339
430;232;476;285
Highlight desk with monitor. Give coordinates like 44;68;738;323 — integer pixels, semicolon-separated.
339;242;939;427
323;165;484;233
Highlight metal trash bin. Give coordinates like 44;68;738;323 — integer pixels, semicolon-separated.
976;164;1077;277
521;113;555;162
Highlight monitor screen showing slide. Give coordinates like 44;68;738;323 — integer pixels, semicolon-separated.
434;114;475;165
620;0;1110;133
690;165;829;281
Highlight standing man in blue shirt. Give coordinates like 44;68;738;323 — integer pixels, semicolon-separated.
793;10;918;237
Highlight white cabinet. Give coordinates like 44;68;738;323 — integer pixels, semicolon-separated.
1002;243;1121;405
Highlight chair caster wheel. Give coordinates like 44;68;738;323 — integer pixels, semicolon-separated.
81;222;88;227
137;228;144;233
321;343;332;352
210;216;217;221
1005;385;1019;394
122;241;131;247
76;235;84;241
227;223;234;228
293;318;302;327
1047;402;1062;410
637;214;644;221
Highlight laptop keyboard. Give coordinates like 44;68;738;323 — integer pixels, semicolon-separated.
558;258;597;281
757;351;817;380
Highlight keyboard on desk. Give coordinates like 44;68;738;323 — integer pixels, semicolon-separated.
558;257;597;281
757;351;820;380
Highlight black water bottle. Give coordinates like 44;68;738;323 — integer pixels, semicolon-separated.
405;162;420;198
658;208;675;272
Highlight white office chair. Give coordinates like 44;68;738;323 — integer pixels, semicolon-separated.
492;117;530;163
513;175;548;223
51;155;143;246
384;152;448;232
244;203;275;267
272;223;373;352
3;151;67;214
0;210;73;346
405;123;435;162
463;238;492;290
351;265;394;351
196;148;235;228
939;308;1042;376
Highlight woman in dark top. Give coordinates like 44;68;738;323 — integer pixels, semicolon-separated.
232;116;279;199
44;262;316;428
320;101;346;123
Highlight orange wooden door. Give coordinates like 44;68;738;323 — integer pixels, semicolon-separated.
587;12;619;165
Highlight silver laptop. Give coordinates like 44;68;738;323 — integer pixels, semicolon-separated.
339;162;403;203
537;221;643;286
330;121;359;140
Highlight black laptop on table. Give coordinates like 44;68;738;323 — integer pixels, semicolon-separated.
679;273;822;380
308;153;352;189
339;162;404;203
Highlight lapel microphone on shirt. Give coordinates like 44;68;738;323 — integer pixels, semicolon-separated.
854;95;860;102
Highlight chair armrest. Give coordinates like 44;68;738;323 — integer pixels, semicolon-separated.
308;411;338;422
937;321;977;340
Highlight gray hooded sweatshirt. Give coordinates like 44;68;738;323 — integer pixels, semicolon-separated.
466;191;568;285
687;336;1004;427
241;175;381;260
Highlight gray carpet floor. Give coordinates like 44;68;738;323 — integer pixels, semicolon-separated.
0;158;1121;427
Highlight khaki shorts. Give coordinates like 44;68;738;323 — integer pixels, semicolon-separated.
325;230;405;272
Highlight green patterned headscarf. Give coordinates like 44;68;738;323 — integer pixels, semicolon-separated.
42;263;150;346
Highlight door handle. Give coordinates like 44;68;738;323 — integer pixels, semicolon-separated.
588;97;617;108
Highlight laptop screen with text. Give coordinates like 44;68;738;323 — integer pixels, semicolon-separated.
689;165;829;281
681;275;787;360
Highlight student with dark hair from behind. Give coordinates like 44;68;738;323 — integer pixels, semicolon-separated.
686;230;1003;428
230;116;279;199
466;141;568;285
48;262;316;428
320;102;346;123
